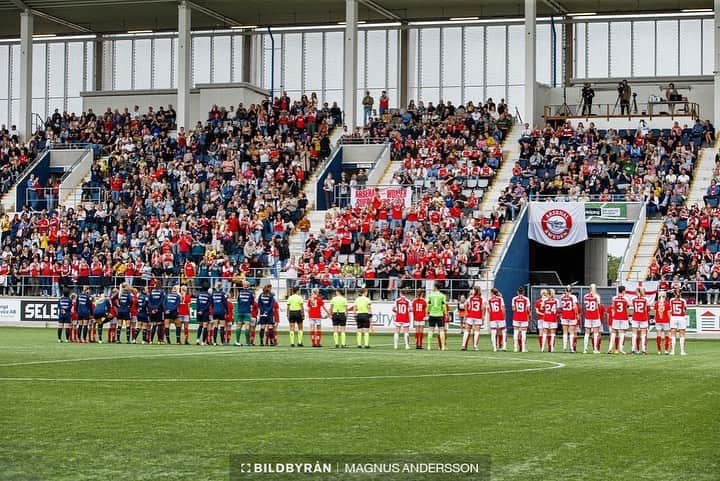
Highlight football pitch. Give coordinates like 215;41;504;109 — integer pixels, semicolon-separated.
1;328;719;481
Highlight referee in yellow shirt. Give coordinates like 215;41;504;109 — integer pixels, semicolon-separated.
329;289;348;348
286;287;305;347
353;288;372;348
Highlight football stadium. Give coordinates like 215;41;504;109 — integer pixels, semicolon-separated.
1;0;720;480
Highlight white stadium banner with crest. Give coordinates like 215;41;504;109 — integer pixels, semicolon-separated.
528;202;588;247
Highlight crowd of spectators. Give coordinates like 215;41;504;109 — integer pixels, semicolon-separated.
0;93;338;297
288;98;514;300
0;124;40;195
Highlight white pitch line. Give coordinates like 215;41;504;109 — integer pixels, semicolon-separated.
0;360;565;382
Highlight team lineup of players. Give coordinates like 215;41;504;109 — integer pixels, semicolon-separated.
55;281;690;355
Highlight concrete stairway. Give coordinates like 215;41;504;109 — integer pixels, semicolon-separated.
622;219;664;281
687;144;718;206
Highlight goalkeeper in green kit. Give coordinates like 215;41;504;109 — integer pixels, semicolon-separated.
427;283;448;351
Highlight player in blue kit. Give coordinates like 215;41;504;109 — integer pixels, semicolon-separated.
164;285;183;345
211;283;228;346
235;281;254;346
93;293;112;343
257;284;276;346
57;288;73;343
114;283;134;344
148;284;166;344
76;286;93;343
195;284;212;346
136;287;150;344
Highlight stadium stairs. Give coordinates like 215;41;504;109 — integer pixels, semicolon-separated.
621;142;718;281
478;124;522;274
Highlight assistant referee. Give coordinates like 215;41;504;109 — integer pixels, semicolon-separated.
286;287;305;347
329;290;348;348
354;289;372;349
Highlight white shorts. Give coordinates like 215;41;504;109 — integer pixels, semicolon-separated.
489;320;506;329
542;321;557;330
393;321;410;328
584;319;601;329
414;321;426;328
180;315;190;323
613;320;629;331
631;321;648;330
670;316;687;330
560;318;577;326
512;321;529;329
465;317;483;326
655;323;670;332
310;318;323;326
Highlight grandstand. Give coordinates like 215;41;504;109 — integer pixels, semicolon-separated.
1;1;720;481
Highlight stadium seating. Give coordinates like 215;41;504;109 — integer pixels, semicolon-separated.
0;96;339;296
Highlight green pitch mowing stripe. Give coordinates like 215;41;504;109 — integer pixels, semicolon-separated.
0;328;718;481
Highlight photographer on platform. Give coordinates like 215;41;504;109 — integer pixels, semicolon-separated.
581;82;595;115
618;80;632;116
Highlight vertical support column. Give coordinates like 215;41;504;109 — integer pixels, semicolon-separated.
584;238;608;287
94;37;104;91
398;26;408;110
19;10;33;141
563;19;573;87
242;33;253;84
343;0;358;130
714;0;720;129
524;0;536;127
177;1;192;131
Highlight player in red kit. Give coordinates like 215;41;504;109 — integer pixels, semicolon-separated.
541;289;559;352
412;290;427;349
392;289;411;350
463;286;484;351
511;287;530;352
486;288;506;351
608;286;630;354
559;287;580;353
535;289;548;349
631;287;649;355
307;288;328;348
653;291;671;354
583;284;602;354
669;290;688;355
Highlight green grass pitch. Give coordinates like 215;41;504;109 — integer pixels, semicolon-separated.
1;327;719;481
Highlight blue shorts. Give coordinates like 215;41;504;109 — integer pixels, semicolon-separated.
196;311;210;323
257;314;274;325
59;316;71;324
167;310;179;319
213;313;226;321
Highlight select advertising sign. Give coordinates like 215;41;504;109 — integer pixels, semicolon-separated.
584;202;628;221
20;299;58;322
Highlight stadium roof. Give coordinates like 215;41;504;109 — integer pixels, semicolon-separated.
0;0;713;38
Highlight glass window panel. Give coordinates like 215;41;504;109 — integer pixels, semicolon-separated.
232;35;243;82
193;36;211;85
47;98;63;117
387;88;397;110
32;98;45;123
304;32;323;92
325;89;342;109
32;44;46;99
283;33;302;91
420;28;440;88
153;38;172;89
419;86;439;105
48;43;66;98
10;45;20;99
366;30;387;89
213;35;231;83
464;86;484;105
703;19;714;76
67;42;85;97
132;39;151;90
67;97;82;116
325;32;343;90
114;40;132;90
0;100;7;128
263;35;271;89
610;22;631;78
679;20;702;76
171;38;177;88
508;85;525;123
536;24;551;85
0;45;8;99
656;20;679;76
485;85;505;105
10;99;19;127
464;27;484;88
632;21;654;77
587;22;609;78
442;87;461;106
387;30;398;97
575;23;586;78
85;41;94;92
357;30;365;90
408;29;419;90
507;25;525;86
485;26;506;86
408;87;417;106
555;23;563;86
442;27;462;89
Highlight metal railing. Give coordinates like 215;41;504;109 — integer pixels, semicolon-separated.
527;194;644;202
543;101;700;121
26;186;104;212
0;274;493;302
338;136;389;145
